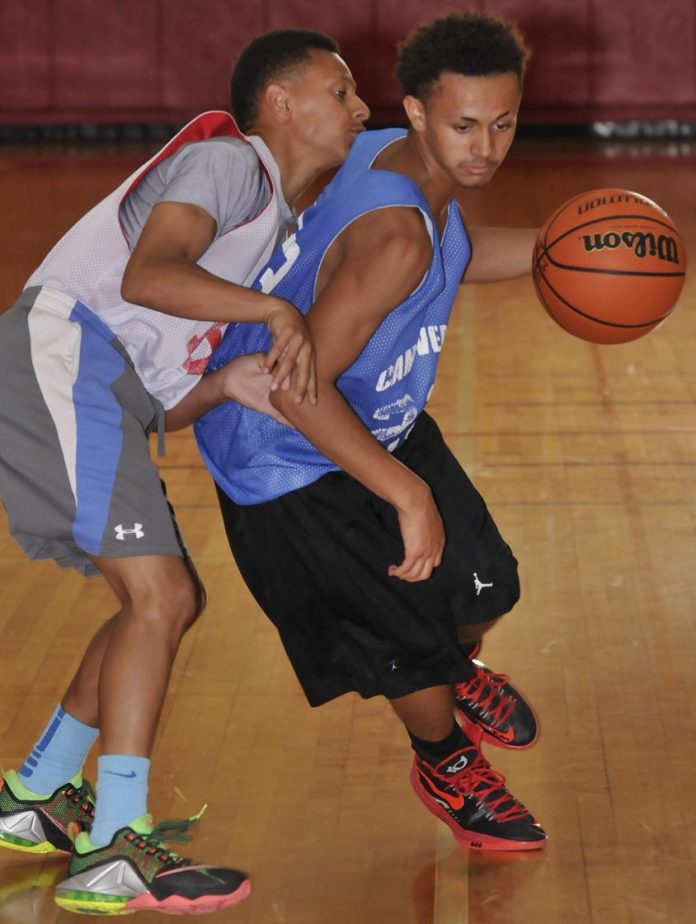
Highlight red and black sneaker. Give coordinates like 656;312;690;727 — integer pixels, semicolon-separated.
454;650;539;749
410;740;547;852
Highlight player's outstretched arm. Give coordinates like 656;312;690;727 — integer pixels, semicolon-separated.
270;207;443;583
464;225;539;283
121;201;316;402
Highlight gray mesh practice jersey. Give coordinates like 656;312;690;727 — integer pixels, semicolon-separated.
119;137;290;250
25;112;291;408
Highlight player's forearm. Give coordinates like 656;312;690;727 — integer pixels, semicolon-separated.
164;370;224;431
271;383;430;513
465;226;539;282
121;254;283;324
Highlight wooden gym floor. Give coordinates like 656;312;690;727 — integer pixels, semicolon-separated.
0;134;695;924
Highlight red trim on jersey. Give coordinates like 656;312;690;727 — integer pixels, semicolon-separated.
118;110;274;238
123;111;244;200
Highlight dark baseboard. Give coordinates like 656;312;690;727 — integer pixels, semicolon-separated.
0;120;694;144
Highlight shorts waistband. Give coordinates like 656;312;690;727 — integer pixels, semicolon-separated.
25;286;116;344
24;285;78;318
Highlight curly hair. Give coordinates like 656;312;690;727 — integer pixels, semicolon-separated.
396;12;529;99
231;30;340;133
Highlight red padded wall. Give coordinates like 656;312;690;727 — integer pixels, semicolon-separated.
1;0;694;125
0;2;52;112
53;0;160;110
160;1;266;112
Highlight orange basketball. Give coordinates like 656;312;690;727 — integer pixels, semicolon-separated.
533;188;687;344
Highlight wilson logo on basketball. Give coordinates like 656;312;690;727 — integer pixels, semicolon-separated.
581;231;680;264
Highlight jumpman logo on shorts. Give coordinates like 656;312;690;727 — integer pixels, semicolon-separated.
473;573;493;595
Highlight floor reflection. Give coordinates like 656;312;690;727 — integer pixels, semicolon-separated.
413;830;547;924
0;855;66;924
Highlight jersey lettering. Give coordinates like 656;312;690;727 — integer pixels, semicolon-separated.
258;213;305;294
375;324;448;392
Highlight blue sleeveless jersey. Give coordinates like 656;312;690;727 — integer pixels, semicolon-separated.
195;128;471;504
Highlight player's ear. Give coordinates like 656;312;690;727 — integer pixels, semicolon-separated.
403;95;426;132
263;82;292;124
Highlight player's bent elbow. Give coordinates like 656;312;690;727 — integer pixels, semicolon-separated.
121;256;158;307
120;263;145;306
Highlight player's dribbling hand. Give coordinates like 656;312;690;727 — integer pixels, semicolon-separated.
263;300;317;405
389;487;445;582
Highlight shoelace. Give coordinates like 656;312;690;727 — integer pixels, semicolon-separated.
125;805;208;868
62;781;95;822
455;666;516;728
125;830;189;867
444;751;531;824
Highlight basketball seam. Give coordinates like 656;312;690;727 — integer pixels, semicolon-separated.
533;258;668;329
541;255;685;279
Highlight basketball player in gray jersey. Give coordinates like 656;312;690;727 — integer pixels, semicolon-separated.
0;30;368;915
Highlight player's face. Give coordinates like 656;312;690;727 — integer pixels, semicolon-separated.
286;50;370;167
410;71;521;189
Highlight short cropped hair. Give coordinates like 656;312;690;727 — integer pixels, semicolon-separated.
396;12;529;100
231;30;340;133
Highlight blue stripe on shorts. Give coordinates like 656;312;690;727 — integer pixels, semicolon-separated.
70;301;126;553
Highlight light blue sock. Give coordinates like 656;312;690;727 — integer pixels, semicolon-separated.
89;755;151;847
18;705;99;796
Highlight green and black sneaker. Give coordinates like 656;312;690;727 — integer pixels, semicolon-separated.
0;769;94;855
54;812;251;915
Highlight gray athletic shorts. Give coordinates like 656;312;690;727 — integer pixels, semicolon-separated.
0;287;186;576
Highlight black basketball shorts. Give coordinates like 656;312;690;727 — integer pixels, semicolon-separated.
217;411;520;706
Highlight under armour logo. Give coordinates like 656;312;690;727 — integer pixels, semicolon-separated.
389;659;399;672
473;573;493;595
446;754;468;774
114;523;144;540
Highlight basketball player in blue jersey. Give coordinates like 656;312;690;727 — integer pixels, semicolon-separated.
195;12;547;851
0;31;368;914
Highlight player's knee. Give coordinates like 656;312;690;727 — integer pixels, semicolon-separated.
166;575;204;634
496;555;521;613
126;573;203;638
187;574;207;629
470;547;520;616
503;561;521;610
